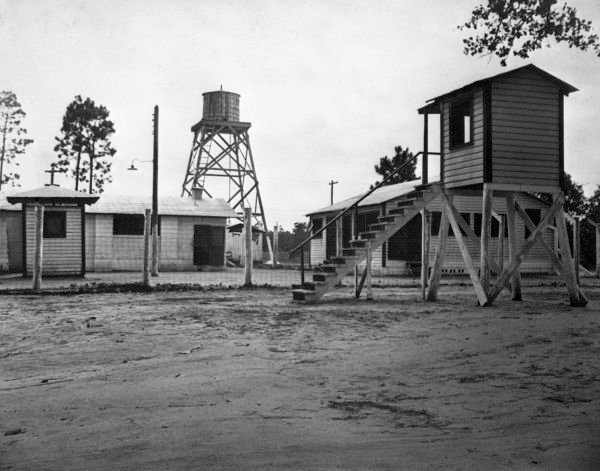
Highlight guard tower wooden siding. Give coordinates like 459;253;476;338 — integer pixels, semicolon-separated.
427;65;577;192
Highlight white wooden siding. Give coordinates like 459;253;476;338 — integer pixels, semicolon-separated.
25;204;82;275
491;68;561;188
442;89;485;188
84;214;228;271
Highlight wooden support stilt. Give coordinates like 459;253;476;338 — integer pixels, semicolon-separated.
505;194;522;301
489;196;576;305
420;209;431;301
497;213;505;272
480;185;493;293
33;203;44;291
439;190;488;306
426;205;449;301
554;198;587;306
514;201;562;274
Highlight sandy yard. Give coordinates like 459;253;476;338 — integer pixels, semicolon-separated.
1;284;600;470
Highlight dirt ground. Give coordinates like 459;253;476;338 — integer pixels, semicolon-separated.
1;284;600;470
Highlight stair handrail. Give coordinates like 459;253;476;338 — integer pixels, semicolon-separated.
290;151;439;256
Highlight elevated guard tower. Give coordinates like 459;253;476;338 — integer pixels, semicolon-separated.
181;89;268;234
292;65;586;307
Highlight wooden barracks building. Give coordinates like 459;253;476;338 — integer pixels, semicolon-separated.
0;188;237;275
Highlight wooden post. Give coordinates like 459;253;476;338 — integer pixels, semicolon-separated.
548;197;585;306
272;224;278;269
33;203;44;291
427;205;449;301
505;194;522;301
440;191;488;306
488;197;563;304
420;209;431;301
243;207;253;286
143;208;151;287
151;105;159;277
366;242;373;300
480;185;493;294
596;224;600;278
574;217;580;285
354;265;359;298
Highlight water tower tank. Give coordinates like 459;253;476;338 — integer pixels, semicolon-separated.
202;90;240;122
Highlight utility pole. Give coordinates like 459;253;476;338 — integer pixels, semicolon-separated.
329;180;338;205
152;105;159;277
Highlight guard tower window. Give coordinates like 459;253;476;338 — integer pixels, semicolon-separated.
44;211;67;238
450;98;473;148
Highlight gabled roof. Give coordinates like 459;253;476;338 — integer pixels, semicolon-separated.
88;194;238;218
418;64;578;114
307;180;420;216
6;185;100;205
0;193;20;211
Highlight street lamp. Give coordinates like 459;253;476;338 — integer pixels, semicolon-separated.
127;104;160;277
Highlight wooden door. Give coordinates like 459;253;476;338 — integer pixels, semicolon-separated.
194;225;225;266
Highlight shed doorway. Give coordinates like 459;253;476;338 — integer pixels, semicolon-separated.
193;225;225;266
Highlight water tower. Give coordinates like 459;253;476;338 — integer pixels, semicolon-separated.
181;89;268;234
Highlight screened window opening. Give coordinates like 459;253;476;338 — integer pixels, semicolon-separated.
113;214;145;235
450;98;473;148
44;211;67;238
312;218;323;239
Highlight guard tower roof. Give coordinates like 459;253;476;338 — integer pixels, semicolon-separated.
418;64;578;114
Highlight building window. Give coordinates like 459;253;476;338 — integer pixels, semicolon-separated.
44;211;66;238
312;218;323;239
450;97;473;148
430;211;442;235
449;213;470;237
113;214;145;235
474;212;508;238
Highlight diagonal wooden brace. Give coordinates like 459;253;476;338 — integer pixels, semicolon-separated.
439;190;488;306
515;201;587;303
488;196;564;304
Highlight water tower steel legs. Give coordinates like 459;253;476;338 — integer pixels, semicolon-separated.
181;123;269;235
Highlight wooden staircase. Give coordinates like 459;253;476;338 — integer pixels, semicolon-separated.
292;183;441;303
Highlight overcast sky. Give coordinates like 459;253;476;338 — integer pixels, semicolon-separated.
1;0;600;229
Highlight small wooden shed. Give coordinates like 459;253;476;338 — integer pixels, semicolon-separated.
6;186;99;277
